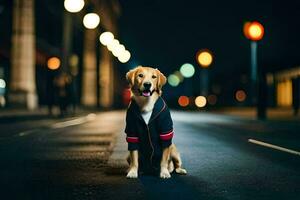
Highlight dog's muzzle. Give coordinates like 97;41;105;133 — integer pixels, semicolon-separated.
138;89;154;97
138;82;154;97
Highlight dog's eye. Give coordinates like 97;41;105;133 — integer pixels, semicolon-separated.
138;74;144;78
152;75;157;79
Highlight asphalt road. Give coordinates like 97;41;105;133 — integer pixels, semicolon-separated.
0;111;299;200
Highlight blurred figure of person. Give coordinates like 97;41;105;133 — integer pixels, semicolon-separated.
68;74;77;115
292;76;300;116
54;72;72;117
46;71;56;116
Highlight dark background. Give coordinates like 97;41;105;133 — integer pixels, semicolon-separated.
1;0;300;106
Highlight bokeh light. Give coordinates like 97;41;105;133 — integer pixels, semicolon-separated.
64;0;84;13
174;71;184;82
180;63;195;78
83;13;100;29
107;39;120;51
47;57;60;70
195;96;207;108
99;32;114;46
118;50;131;63
197;50;213;67
235;90;247;102
178;96;189;107
112;44;125;57
207;94;217;105
0;79;6;88
168;74;180;87
244;21;264;41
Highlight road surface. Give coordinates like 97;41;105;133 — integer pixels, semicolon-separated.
0;111;299;199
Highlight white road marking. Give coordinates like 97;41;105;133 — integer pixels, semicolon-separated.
50;113;97;129
17;129;39;137
16;113;97;137
248;138;300;156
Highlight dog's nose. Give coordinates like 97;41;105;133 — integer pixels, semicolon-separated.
143;82;152;89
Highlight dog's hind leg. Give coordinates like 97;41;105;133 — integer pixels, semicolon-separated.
170;144;187;175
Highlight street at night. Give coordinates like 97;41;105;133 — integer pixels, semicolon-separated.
1;0;300;199
1;111;299;199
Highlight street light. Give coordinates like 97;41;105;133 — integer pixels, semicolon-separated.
83;13;100;29
64;0;85;13
244;21;264;83
196;49;213;97
243;21;265;119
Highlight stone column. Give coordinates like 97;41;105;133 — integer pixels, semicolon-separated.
99;46;113;108
81;29;97;106
9;0;37;109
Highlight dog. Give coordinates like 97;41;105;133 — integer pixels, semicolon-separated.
125;66;187;179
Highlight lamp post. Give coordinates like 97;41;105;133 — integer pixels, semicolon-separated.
63;0;85;72
243;21;265;119
196;49;213;97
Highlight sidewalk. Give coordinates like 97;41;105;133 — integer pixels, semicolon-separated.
211;107;300;121
0;106;93;122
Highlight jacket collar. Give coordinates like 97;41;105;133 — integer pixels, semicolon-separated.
129;96;166;124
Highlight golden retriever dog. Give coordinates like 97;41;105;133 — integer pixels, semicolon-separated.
125;66;187;179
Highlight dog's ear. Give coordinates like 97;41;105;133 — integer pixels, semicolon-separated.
126;68;137;86
156;69;167;93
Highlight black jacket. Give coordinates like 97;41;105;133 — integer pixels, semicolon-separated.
125;97;174;174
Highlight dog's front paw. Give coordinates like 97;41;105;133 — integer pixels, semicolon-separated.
160;168;171;179
175;167;187;175
126;168;138;179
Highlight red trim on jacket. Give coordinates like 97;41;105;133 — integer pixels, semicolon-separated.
126;136;139;143
160;130;174;141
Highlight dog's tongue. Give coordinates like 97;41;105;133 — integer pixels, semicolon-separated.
142;91;151;97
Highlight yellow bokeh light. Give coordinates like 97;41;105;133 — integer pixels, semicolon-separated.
197;51;213;67
249;25;262;39
47;57;60;70
244;21;264;41
195;96;207;108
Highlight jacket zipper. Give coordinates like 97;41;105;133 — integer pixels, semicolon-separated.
146;124;155;166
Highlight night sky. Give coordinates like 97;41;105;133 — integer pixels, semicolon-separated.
118;0;300;78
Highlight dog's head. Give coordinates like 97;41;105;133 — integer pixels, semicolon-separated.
126;66;167;97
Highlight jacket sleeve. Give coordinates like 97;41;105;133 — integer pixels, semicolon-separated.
125;110;139;151
158;106;174;148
